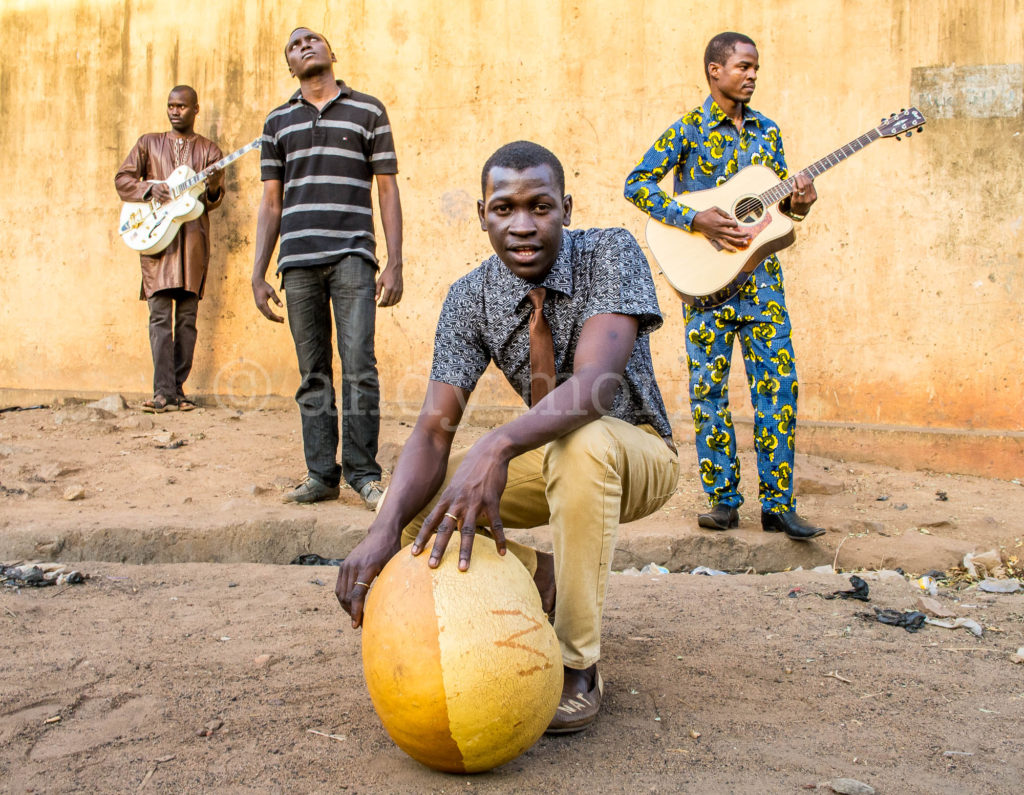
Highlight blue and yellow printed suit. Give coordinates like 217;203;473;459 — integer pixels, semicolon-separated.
624;96;800;514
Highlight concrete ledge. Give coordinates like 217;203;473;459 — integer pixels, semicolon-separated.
0;517;983;576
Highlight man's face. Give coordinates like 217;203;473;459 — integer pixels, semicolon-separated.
709;42;759;104
166;90;198;132
477;165;572;283
285;28;336;79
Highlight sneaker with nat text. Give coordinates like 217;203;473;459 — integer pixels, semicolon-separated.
358;481;385;511
546;666;603;734
281;477;340;505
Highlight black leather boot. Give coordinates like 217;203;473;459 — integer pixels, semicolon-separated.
698;504;739;530
761;510;825;540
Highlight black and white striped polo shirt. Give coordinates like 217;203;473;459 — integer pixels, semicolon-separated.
260;80;398;273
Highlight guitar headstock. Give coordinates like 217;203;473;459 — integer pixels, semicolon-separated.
878;107;927;139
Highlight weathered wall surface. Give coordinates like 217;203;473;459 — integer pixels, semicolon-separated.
1;0;1021;475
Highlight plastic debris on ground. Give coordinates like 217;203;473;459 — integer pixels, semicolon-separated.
924;617;983;637
289;554;344;566
914;575;938;596
962;549;1004;579
690;566;728;576
823;575;870;602
861;607;927;632
1;562;88;588
1010;647;1024;664
640;563;669;575
978;578;1021;594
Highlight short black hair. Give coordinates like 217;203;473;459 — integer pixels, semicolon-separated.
481;141;565;197
703;32;756;81
285;27;334;57
169;85;198;106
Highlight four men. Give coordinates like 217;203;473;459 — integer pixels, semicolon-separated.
117;27;829;733
625;32;825;541
116;85;224;413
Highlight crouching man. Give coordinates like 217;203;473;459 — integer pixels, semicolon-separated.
336;141;679;733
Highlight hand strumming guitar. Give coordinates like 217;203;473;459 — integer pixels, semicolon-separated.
147;181;173;203
692;207;752;252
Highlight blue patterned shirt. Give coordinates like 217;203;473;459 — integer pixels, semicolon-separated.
624;96;791;311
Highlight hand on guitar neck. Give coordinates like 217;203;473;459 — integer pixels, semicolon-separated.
692;172;816;252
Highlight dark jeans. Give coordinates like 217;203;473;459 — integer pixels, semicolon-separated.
147;288;199;401
282;257;381;492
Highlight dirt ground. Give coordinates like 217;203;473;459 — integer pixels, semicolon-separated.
2;400;1024;792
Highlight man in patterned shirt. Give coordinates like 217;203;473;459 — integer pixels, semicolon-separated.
624;31;825;541
336;141;679;733
251;27;404;509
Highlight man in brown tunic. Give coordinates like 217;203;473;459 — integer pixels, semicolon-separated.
115;85;224;412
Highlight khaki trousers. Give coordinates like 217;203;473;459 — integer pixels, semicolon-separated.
397;416;679;670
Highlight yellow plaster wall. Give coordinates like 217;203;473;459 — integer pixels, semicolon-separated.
1;1;1021;450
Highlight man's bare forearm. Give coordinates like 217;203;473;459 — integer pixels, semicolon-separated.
252;209;281;281
369;426;452;540
483;313;638;462
252;181;284;281
377;174;404;268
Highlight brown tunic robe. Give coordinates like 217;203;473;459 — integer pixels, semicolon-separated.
115;132;224;299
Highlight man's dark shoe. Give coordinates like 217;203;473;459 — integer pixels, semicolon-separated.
762;510;825;541
546;667;603;734
697;504;739;531
282;477;340;504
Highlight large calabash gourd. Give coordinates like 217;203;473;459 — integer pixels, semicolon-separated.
361;541;563;773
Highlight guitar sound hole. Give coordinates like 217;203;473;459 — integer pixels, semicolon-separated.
733;196;765;225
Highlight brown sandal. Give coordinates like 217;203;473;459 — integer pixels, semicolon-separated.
177;398;197;411
141;395;177;413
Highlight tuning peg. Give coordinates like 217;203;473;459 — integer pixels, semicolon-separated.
901;107;906;112
906;131;913;137
917;127;924;133
895;136;901;141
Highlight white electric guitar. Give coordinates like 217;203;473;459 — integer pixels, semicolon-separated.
118;137;261;255
644;108;926;305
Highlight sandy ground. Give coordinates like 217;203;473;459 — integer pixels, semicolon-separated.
2;563;1023;793
2;400;1024;792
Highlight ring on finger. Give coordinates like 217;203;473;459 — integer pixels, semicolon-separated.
443;512;459;522
354;581;371;589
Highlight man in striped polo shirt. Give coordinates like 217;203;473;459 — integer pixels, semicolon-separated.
252;27;404;508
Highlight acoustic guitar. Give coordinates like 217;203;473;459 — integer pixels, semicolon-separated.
644;108;926;306
118;137;261;255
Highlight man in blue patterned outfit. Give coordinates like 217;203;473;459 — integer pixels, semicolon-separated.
624;31;824;541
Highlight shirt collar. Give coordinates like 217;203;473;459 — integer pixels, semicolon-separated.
702;95;762;130
486;230;576;315
289;79;352;107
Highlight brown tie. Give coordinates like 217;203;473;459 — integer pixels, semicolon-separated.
527;287;556;406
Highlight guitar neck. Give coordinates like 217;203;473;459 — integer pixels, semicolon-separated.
176;137;262;194
761;127;883;206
